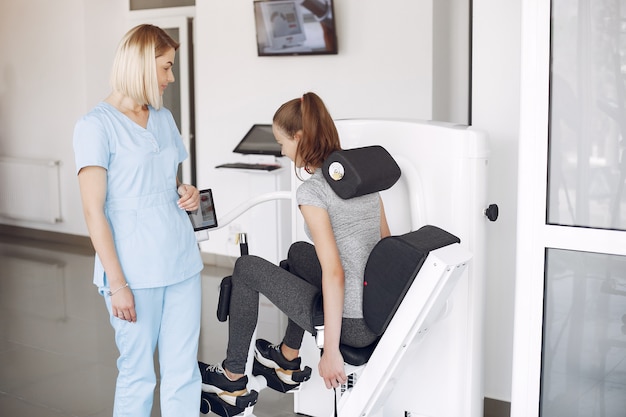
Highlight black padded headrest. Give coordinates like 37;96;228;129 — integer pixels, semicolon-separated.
322;145;401;199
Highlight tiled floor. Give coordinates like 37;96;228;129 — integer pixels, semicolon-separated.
0;235;297;417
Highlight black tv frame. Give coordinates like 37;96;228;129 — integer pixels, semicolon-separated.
253;0;338;57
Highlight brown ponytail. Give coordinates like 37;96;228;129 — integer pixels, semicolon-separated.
273;92;341;173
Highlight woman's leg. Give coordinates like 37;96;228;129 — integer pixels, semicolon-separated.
284;241;322;287
224;255;320;374
282;241;322;350
158;274;202;417
104;289;160;417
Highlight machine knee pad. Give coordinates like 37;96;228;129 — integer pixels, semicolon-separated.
216;276;232;322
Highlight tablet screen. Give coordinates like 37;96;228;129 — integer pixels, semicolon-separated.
187;189;218;231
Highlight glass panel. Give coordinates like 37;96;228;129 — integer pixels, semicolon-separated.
130;0;194;10
540;248;626;416
548;0;626;230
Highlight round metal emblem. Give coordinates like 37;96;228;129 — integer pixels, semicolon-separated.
328;162;345;181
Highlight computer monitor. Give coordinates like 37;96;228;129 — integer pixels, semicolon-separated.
232;124;282;157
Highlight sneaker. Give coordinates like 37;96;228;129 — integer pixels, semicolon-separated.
198;361;254;407
254;339;311;385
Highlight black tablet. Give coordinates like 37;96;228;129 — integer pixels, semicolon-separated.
187;189;218;231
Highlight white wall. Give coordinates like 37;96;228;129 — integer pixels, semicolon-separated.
0;0;126;234
193;0;434;260
0;0;521;405
472;0;521;403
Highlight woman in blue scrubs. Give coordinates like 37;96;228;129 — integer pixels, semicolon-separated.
73;24;204;417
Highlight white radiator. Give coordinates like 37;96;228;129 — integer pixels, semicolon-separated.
0;156;62;223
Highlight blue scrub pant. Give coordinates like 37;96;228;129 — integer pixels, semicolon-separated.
104;274;201;417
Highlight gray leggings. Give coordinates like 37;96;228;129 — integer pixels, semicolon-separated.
223;242;378;374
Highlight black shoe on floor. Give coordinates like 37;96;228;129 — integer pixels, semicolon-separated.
198;361;256;407
254;339;311;386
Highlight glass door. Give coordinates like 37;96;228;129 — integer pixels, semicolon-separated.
512;0;626;416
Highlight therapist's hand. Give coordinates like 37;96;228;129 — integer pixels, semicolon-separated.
111;287;137;323
177;184;200;211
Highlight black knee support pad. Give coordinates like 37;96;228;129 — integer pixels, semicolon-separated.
217;276;232;322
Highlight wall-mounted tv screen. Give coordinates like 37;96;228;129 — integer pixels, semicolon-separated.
253;0;337;56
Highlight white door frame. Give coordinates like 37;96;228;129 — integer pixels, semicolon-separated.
511;0;626;416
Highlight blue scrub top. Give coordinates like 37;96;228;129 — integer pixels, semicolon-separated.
73;102;203;291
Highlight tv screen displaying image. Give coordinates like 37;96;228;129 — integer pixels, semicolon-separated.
253;0;337;56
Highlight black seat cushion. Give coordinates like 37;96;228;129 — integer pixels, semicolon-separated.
339;339;380;367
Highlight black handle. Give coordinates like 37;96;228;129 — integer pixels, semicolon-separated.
485;204;499;222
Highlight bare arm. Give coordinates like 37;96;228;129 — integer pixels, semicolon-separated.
77;166;136;322
299;204;347;389
380;196;391;238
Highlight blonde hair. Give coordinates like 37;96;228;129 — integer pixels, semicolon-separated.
273;92;341;175
110;24;179;109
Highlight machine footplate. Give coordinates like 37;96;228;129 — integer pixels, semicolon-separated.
252;358;311;393
200;390;258;416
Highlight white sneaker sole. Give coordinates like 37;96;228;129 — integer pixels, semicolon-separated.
201;383;249;406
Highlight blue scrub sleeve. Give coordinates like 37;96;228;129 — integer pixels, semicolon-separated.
167;113;188;165
73;116;111;174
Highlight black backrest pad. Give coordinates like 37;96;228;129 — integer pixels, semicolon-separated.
362;225;461;335
322;145;401;199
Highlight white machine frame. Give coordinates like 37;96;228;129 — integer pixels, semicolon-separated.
334;243;471;417
207;119;489;417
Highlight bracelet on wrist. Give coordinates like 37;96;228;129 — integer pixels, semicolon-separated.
107;283;129;296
